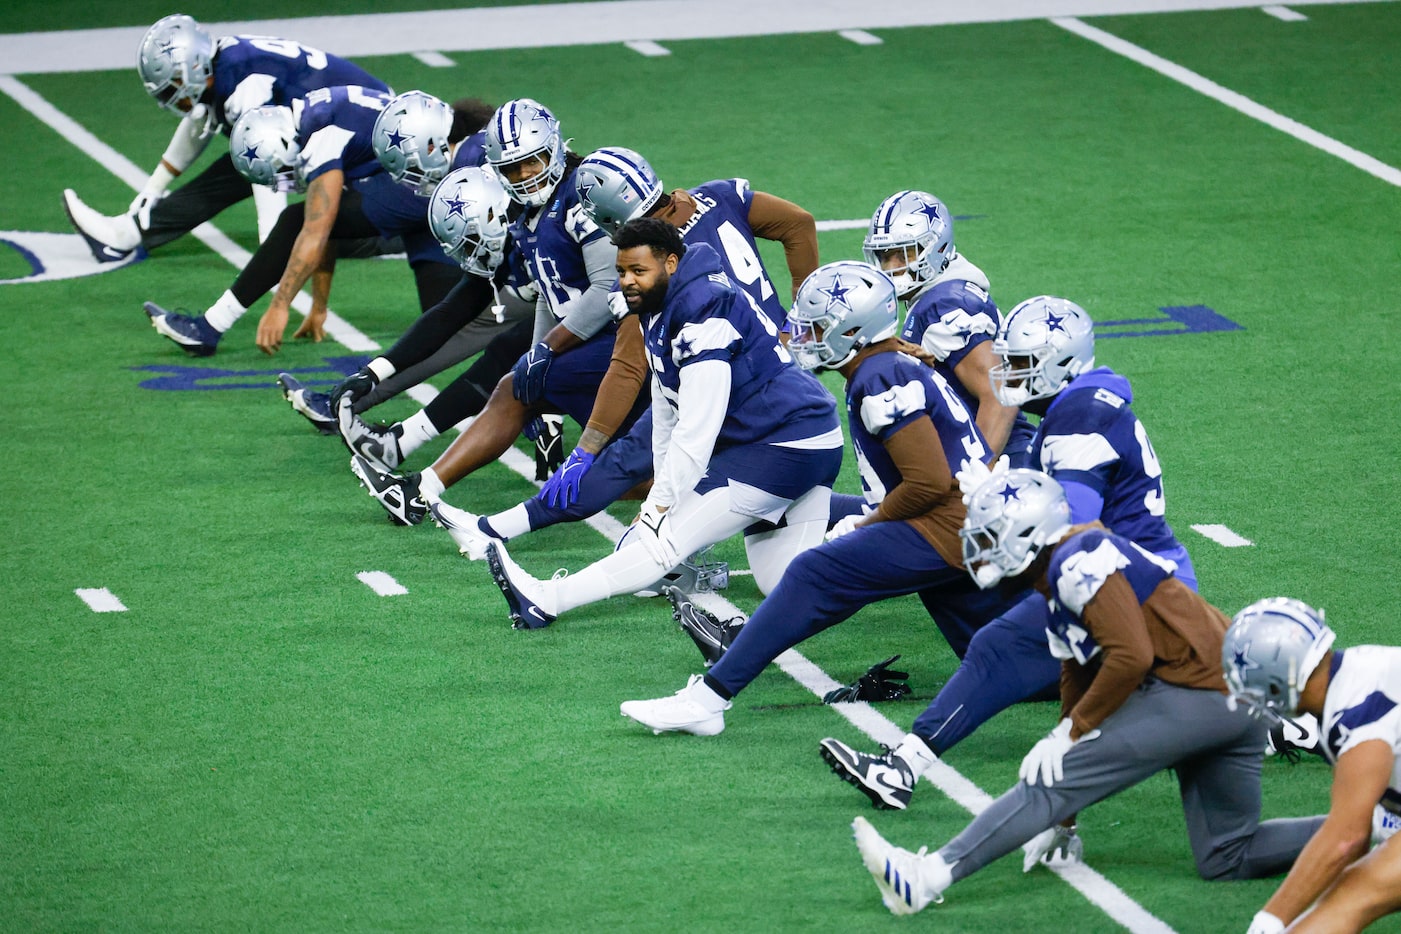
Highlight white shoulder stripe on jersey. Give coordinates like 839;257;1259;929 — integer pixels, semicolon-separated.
674;316;741;363
299;124;357;178
1042;431;1119;472
859;379;927;433
1055;537;1131;615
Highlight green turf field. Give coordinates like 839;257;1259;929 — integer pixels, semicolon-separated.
2;3;1399;931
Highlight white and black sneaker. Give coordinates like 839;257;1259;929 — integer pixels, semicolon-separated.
665;586;744;666
340;411;404;473
820;738;915;810
63;189;141;263
349;454;427;526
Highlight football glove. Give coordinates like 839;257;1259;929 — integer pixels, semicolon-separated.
539;446;595;508
525;414;565;482
1022;823;1083;872
635;502;679;569
607;290;630;321
1245;911;1285;934
823;655;911;704
1019;718;1099;787
331;366;380;414
511;341;554;406
956;454;1010;504
825;513;864;542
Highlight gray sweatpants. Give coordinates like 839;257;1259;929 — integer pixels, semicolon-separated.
939;679;1324;881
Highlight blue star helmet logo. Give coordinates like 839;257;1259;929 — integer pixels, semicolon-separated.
996;482;1021;504
1043;309;1067;333
384;127;412;151
1232;643;1260;676
818;276;854;313
158;39;178;60
443;195;472;219
915;199;942;226
577;179;598;206
240;144;261;166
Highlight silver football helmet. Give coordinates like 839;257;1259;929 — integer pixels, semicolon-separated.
863;190;954;300
428;166;511;276
483;98;567;207
1223;598;1335;721
374;91;455;196
137;14;215;115
990;296;1096;407
230;106;303;193
960;468;1072;589
787;261;900;371
574;147;664;237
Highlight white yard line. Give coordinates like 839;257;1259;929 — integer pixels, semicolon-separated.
1052;16;1401;188
411;50;457;67
74;587;127;612
1260;5;1309;20
356;570;409;596
624;39;672;56
1192;524;1255;547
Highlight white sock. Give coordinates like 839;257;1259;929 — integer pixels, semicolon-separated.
894;733;939;779
486;503;533;540
203;290;248;332
685;676;730;713
398;410;440;458
418;467;446;500
552;541;670;614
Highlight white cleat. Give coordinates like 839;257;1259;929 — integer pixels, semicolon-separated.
429;500;497;560
62;189;141;261
852;815;950;915
620;674;731;737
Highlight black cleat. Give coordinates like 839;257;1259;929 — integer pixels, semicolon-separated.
819;737;915;810
665;585;745;666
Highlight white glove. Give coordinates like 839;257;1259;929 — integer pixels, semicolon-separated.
1245;911;1285;934
607;290;630;321
1022;823;1083;872
825;513;864;542
1019;718;1099;787
635;502;679;569
128;164;176;230
956;454;1009;504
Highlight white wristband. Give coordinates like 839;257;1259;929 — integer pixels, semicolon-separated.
367;357;397;381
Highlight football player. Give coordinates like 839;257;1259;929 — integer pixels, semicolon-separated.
617;261;1002;734
1223;599;1401;934
427;146;819;571
850;470;1324;916
483;218;842;630
347;99;646;524
141;88;484;362
62;15;388;264
820;297;1197;865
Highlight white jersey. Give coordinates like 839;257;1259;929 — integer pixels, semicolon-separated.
1321;645;1401;839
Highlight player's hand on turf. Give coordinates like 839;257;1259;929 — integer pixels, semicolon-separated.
256;306;289;355
540;446;595;508
1021;823;1083;872
822;655;911;703
293;306;327;342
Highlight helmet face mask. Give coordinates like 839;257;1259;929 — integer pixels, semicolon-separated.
863;190;954;300
137;14;214;116
1222;598;1335;723
575;147;663;237
374;91;455;196
959;469;1072;589
990;296;1096;407
787;261;900;371
230;106;304;193
484;99;567;207
429;166;511;276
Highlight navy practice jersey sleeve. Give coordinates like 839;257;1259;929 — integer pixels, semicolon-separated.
211;35;388;131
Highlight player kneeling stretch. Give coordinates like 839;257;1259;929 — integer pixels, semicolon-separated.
1224;600;1401;934
850;469;1325;916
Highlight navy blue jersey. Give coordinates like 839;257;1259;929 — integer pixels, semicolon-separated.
511;168;610;323
676;179;786;326
643;243;836;448
451;130;488;171
296;86;390;184
1031;368;1183;557
846;349;989;507
1043;526;1180;665
210;35;388;131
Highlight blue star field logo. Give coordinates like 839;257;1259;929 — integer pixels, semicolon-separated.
384;127;411;151
1043;309;1067;333
997;482;1021;504
818;277;853;313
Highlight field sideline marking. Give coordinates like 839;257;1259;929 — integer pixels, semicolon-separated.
1053;16;1401;188
6;75;1178;934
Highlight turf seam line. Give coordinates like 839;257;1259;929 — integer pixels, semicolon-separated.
1052;16;1401;188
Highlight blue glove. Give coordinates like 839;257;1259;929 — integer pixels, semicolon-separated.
511;341;554;406
540;447;596;508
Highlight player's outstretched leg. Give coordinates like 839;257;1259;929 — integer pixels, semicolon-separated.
851;816;951;915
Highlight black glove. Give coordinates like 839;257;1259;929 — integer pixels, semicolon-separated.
331;366;379;414
511;341;554;406
525;414;565;482
823;655;912;704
